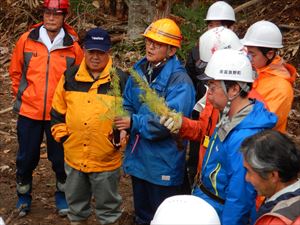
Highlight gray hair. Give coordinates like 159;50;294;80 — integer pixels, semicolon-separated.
241;130;300;182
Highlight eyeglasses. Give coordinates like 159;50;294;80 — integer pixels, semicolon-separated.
207;82;223;92
145;39;164;50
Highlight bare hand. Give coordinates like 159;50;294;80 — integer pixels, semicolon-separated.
114;116;131;130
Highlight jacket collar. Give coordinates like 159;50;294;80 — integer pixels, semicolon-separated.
217;101;254;141
75;56;112;83
256;55;297;85
28;22;75;47
134;55;185;87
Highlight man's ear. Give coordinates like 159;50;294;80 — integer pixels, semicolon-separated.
266;50;276;60
269;170;280;183
229;83;241;97
167;46;177;57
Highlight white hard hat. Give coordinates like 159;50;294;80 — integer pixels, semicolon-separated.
199;26;244;62
0;217;5;225
150;195;220;225
241;20;283;48
205;1;236;22
204;49;254;83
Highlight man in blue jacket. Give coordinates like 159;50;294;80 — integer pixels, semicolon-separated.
114;18;195;224
189;49;277;225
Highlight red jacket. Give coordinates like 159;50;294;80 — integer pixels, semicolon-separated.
9;22;83;120
180;99;219;172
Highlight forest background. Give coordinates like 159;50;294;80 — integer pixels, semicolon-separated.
0;0;299;224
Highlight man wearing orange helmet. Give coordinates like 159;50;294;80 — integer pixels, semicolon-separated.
114;18;195;224
9;0;83;217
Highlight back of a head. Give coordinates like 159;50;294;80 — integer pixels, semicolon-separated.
204;49;254;84
205;1;235;22
151;195;220;225
241;20;283;48
199;26;244;62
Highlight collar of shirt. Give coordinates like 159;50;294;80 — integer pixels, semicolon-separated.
39;26;65;51
266;179;300;203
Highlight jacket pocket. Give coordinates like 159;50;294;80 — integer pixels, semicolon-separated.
209;163;221;196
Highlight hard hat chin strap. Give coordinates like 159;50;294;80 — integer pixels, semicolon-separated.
259;47;277;65
237;82;250;93
217;80;244;127
217;100;231;128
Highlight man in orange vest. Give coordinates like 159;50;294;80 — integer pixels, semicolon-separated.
9;0;83;217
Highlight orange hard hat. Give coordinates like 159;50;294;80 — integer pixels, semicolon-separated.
142;18;182;48
44;0;69;13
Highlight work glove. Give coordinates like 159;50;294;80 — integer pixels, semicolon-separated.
160;114;182;134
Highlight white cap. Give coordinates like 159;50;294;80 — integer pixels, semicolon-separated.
204;49;254;83
241;20;283;48
151;195;220;225
199;26;244;62
205;1;236;22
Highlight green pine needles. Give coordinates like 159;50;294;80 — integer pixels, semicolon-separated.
99;67;128;122
107;68;128;117
129;68;182;123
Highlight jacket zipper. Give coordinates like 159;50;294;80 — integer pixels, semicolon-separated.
43;52;50;120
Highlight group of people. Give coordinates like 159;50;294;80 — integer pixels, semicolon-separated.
8;0;299;225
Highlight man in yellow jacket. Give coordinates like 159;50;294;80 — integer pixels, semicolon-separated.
242;21;297;132
51;28;128;225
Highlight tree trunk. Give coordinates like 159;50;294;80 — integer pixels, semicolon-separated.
125;0;156;40
155;0;172;19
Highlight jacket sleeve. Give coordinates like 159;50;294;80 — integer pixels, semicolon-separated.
265;83;293;132
9;33;28;97
180;100;219;141
221;132;257;225
73;42;84;66
50;75;69;143
185;46;200;88
180;116;203;141
124;73;195;141
255;215;290;225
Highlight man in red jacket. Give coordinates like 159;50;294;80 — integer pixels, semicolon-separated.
9;0;83;217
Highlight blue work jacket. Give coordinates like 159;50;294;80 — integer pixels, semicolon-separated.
193;100;277;225
123;55;195;186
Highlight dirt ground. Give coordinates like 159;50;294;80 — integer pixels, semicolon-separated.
0;80;134;225
1;1;300;225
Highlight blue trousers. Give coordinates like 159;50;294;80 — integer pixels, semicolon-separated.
16;115;66;185
131;176;181;225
